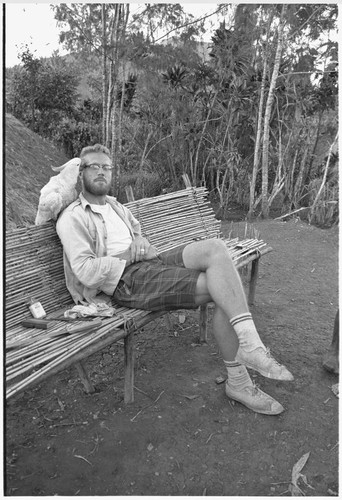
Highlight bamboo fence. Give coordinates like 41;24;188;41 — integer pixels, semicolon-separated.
6;187;271;399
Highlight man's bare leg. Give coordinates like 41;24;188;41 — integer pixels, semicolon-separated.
193;276;239;360
211;306;239;361
184;239;293;381
184;239;250;318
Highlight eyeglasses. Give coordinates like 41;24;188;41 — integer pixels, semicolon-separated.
83;163;114;172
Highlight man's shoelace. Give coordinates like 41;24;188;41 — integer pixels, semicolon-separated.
264;347;282;367
246;383;262;397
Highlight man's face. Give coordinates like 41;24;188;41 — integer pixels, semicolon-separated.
81;152;113;196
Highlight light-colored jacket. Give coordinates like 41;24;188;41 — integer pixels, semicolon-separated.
56;193;141;304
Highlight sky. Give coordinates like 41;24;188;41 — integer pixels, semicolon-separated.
4;3;222;67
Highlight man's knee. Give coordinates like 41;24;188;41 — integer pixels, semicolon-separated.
206;238;229;260
183;238;230;270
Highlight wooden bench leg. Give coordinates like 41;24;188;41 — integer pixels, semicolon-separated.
199;305;208;343
124;332;135;404
248;258;259;306
75;361;95;394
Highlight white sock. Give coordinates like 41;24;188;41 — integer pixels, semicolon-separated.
224;360;253;391
230;312;266;352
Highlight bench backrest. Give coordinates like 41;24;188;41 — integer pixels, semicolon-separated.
125;187;221;252
6;223;72;331
6;187;220;331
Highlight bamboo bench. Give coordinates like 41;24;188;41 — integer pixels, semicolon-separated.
6;186;272;402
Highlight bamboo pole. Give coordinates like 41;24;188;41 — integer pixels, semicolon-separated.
274;207;308;220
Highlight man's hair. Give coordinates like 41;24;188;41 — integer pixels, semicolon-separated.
79;144;111;170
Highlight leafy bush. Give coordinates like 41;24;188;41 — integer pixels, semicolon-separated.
307;179;339;227
117;171;164;203
52;117;102;158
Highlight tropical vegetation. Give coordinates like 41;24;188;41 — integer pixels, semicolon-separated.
6;3;338;226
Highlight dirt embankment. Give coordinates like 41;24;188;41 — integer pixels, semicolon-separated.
5;113;68;228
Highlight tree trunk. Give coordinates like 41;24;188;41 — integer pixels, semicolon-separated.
101;4;108;145
305;111;323;179
110;4;121;196
248;10;274;220
111;79;119;195
267;99;286;206
261;4;287;218
106;61;113;145
109;4;130;197
293;111;324;208
248;50;266;218
116;4;130;170
308;132;338;223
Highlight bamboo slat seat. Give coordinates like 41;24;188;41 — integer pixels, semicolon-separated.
5;187;272;402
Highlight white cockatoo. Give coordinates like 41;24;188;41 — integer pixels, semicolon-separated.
35;158;81;225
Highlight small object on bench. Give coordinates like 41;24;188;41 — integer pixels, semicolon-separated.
21;316;95;330
63;318;103;334
21;318;52;329
45;315;96;322
27;297;47;319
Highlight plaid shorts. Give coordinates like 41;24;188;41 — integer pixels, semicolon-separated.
113;245;201;311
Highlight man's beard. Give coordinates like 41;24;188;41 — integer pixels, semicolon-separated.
83;175;111;196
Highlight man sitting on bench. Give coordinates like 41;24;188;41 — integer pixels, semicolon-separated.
56;143;294;416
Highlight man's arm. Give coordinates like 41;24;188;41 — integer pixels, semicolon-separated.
56;208;126;295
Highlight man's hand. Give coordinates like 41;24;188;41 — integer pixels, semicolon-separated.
129;236;158;263
113;236;158;267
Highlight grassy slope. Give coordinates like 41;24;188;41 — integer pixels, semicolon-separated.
5;114;69;229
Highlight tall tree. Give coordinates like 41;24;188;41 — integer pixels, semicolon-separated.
260;4;287;218
101;4;108;145
247;8;274;219
111;4;130;196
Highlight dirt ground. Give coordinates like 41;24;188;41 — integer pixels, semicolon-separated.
5;217;339;496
